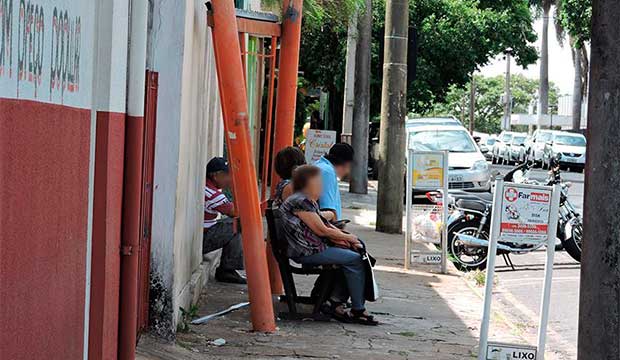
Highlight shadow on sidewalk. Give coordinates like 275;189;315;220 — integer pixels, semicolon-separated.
138;218;484;360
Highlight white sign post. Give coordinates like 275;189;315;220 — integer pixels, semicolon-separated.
405;148;449;274
304;129;337;163
478;179;561;360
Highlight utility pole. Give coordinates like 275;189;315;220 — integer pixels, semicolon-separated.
469;77;475;134
341;12;358;139
578;0;620;358
503;50;512;131
376;0;408;234
350;0;371;194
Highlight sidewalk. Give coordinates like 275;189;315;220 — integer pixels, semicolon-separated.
137;182;522;360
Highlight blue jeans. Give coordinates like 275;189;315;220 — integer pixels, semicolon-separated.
297;247;366;310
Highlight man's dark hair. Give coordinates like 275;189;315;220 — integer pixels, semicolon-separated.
325;143;354;166
292;165;321;191
274;146;306;180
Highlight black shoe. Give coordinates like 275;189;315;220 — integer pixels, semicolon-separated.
215;268;247;284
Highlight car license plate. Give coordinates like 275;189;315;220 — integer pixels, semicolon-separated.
449;175;463;182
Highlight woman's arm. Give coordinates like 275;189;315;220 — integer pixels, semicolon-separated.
295;211;359;245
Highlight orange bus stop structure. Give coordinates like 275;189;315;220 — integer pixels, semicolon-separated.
207;0;303;332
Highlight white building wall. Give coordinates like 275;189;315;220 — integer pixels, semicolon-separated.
148;0;224;337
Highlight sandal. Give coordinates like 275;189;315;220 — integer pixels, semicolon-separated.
323;301;352;323
350;309;379;326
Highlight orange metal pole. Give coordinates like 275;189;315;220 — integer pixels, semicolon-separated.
209;0;276;332
261;37;277;203
270;0;303;190
262;36;284;295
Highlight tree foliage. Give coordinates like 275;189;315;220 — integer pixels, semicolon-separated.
395;0;539;114
298;0;540;126
429;74;560;133
556;0;592;48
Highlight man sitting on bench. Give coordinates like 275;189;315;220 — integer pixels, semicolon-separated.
203;157;246;284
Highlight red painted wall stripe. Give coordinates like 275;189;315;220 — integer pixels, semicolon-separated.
89;111;126;360
0;98;91;359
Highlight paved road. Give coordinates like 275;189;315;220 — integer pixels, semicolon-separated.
490;164;582;360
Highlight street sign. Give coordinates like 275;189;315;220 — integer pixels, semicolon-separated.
486;342;537;360
305;129;337;163
405;149;449;273
411;251;442;265
499;185;553;244
478;180;561;360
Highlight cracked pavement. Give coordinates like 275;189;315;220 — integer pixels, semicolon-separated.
137;182;526;359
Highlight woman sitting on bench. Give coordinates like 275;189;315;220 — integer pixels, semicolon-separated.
278;164;378;325
272;146;306;206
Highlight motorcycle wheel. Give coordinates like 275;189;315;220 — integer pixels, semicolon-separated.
562;221;583;262
447;220;490;272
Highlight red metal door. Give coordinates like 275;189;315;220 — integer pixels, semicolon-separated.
136;71;158;334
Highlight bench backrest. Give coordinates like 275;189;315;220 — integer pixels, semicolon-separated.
265;201;289;264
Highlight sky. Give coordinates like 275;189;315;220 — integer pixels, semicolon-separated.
479;15;576;96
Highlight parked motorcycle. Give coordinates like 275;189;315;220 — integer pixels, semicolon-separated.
429;155;583;272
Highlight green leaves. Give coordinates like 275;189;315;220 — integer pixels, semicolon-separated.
429;74;560;134
298;0;539;120
557;0;591;48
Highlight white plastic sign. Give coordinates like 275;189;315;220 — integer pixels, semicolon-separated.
487;342;537;360
405;149;449;273
305;129;337;163
499;185;552;244
478;180;561;360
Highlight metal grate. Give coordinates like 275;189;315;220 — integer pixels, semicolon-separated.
449;181;475;189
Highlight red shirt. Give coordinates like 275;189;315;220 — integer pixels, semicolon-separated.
204;179;234;229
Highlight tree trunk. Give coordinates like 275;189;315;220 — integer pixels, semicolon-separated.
538;3;550;129
469;77;475;134
350;0;371;194
342;12;358;137
578;0;620;358
571;46;582;131
504;52;512;130
376;0;408;234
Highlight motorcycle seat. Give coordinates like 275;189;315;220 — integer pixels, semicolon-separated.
450;191;494;203
456;198;489;213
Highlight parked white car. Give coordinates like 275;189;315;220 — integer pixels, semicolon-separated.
507;133;528;164
491;131;514;164
542;131;587;171
407;124;491;192
525;129;555;167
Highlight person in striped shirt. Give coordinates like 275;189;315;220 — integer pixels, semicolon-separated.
203;157;246;284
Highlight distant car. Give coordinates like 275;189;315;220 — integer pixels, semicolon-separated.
407;124;491;192
491;131;514;164
542;132;587;171
525;129;554;167
508;134;528;164
479;136;496;161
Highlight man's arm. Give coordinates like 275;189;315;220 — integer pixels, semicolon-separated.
318;171;339;220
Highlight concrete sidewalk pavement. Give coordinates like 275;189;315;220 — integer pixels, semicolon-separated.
137;182;524;359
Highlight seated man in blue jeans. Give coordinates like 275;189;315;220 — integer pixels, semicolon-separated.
314;143;354;221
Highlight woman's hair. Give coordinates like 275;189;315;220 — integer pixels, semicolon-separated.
274;146;306;180
292;165;321;191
